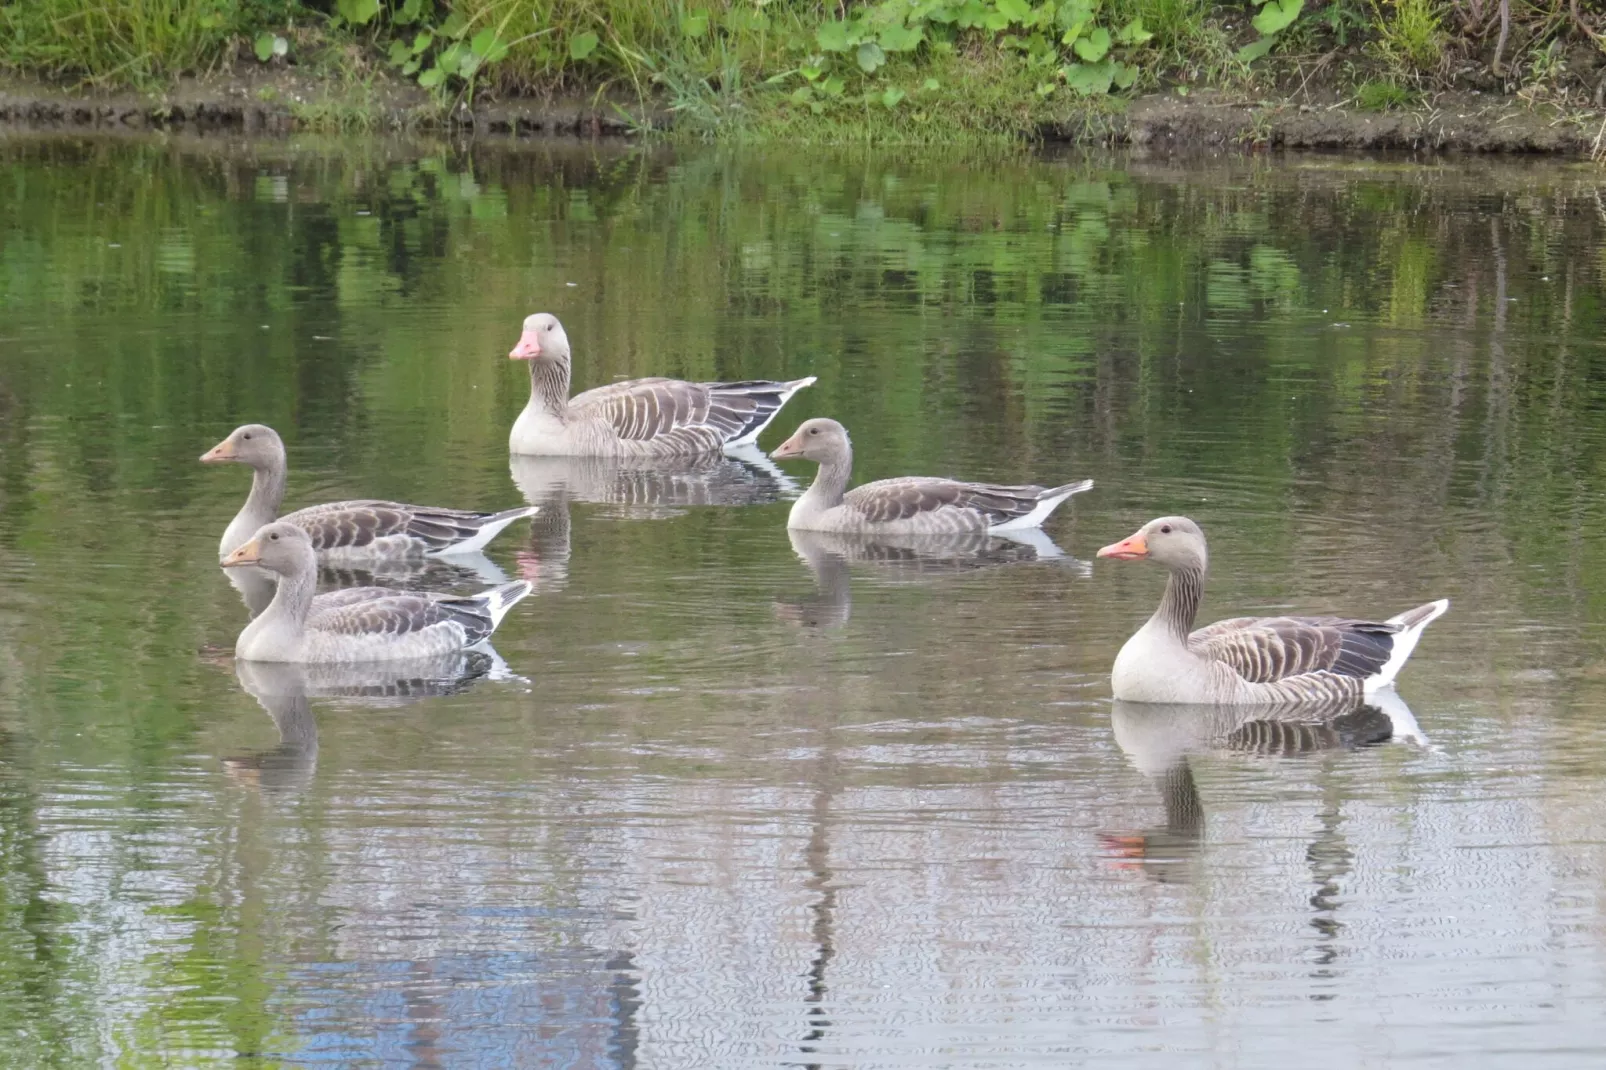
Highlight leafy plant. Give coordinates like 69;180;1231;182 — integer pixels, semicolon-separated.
1369;0;1444;74
1238;0;1304;63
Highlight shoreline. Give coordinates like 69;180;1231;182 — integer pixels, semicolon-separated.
3;73;1602;156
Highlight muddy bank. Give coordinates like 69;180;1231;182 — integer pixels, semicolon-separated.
2;72;1602;155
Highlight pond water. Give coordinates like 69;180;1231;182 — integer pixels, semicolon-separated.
3;134;1606;1068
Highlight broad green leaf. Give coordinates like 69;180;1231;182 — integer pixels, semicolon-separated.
856;41;886;73
1236;35;1276;61
680;10;710;37
817;20;852;52
471;28;508;63
1251;0;1303;36
790;85;813;103
387;40;410;65
395;0;425;25
255;33;277;63
1116;17;1153;45
1055;0;1094;30
438;42;466;73
568;31;600;59
882;86;906;108
402;57;421;75
417;66;445;87
923;76;940;89
1062;59;1115;95
440;11;469;38
1072;26;1110;61
1035;80;1056;96
1112;60;1137;88
995;0;1032;24
878;23;924;52
335;0;380;26
1060;24;1085;45
459;52;482;77
412;31;433;54
801;62;824;80
821;75;846;96
983;9;1011;30
955;0;989;28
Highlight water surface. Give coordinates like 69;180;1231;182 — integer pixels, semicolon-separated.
3;135;1606;1067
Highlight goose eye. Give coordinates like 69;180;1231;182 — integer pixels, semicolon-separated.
1160;524;1172;534
269;532;279;540
809;427;819;435
242;433;252;440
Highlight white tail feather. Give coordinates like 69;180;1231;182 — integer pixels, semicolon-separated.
481;580;534;631
988;478;1095;532
1364;597;1449;692
430;506;538;557
723;376;818;449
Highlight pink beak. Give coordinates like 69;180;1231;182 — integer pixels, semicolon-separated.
508;330;541;360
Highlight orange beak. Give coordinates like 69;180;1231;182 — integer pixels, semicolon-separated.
770;433;803;460
508;329;541;360
199;438;236;463
221;537;262;568
1097;530;1149;560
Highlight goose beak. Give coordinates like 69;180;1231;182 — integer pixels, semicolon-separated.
770;434;803;460
200;439;235;463
508;330;541;360
1097;532;1148;560
221;538;262;568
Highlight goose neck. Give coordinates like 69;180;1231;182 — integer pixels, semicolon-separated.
803;454;852;511
527;357;572;419
1153;564;1205;641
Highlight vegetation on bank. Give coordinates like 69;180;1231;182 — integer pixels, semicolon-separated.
1;0;1604;138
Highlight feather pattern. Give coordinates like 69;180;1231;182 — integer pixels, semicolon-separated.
1099;516;1448;705
222;522;533;664
203;424;535;559
772;418;1091;535
507;314;815;457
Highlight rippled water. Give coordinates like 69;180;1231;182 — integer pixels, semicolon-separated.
4;135;1606;1067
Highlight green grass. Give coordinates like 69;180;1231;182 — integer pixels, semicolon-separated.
1356;76;1415;111
0;0;255;85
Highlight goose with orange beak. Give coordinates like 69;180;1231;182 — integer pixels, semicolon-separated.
222;522;532;663
770;417;1091;535
1097;516;1447;705
202;424;536;561
507;312;816;457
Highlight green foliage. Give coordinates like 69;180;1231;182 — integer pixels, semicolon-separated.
1356;76;1414;110
0;0;245;84
1237;0;1304;63
1369;0;1444;74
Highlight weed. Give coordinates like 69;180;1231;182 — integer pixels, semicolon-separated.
1356;77;1414;110
1369;0;1445;76
0;0;243;85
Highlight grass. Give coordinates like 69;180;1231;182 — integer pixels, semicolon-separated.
0;0;1602;141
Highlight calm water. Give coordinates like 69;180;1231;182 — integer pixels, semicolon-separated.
3;135;1606;1068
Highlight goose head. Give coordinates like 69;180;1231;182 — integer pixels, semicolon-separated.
200;424;285;469
508;313;571;365
1098;516;1208;573
772;418;850;465
222;521;315;575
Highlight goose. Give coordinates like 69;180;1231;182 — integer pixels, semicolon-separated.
770;418;1092;535
201;424;537;560
507;313;816;456
221;522;533;663
1097;516;1448;704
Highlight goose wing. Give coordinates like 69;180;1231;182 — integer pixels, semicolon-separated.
284;501;527;553
569;378;728;451
1191;615;1401;684
308;589;494;644
843;477;1049;526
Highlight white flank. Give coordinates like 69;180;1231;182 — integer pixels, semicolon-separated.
1364;597;1450;692
482;580;535;631
430;506;539;556
988;478;1095;533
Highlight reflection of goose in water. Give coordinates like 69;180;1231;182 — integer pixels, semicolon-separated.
773;527;1089;629
223;652;507;793
508;449;802;594
224;552;513;619
1102;692;1425;883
